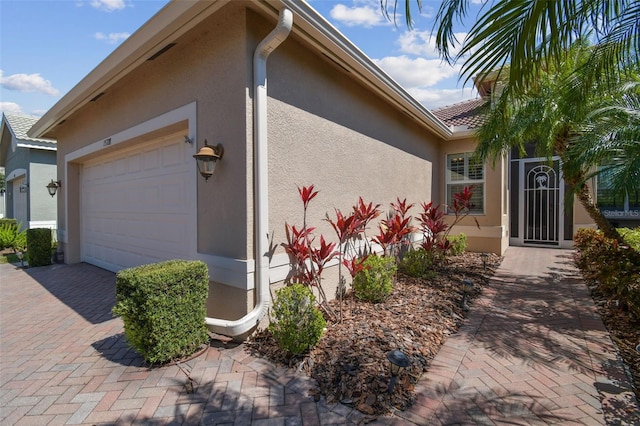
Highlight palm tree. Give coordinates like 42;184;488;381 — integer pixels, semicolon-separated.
385;0;640;95
473;42;638;240
383;0;639;241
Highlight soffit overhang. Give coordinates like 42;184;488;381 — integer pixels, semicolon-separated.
30;0;452;140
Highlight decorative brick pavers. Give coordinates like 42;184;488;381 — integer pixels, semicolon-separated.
1;247;638;425
380;247;640;425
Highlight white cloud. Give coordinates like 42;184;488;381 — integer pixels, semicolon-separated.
374;55;460;88
409;87;478;109
0;70;59;96
398;30;467;58
94;32;130;44
0;102;24;115
90;0;126;12
329;3;390;28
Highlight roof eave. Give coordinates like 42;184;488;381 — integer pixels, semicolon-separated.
30;0;452;140
29;0;228;139
275;0;452;139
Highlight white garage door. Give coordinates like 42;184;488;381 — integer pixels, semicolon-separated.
80;132;196;272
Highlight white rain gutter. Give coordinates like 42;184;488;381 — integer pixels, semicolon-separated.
205;8;293;336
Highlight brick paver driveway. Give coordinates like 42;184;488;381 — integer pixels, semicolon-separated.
1;247;639;425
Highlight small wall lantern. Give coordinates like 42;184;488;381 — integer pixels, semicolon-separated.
19;183;28;193
46;180;62;197
386;349;410;394
193;140;224;181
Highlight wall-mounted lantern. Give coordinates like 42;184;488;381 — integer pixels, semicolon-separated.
19;183;29;193
193;140;224;181
46;180;62;197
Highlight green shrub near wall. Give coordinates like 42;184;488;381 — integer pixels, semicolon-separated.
353;255;397;303
26;228;52;267
0;218;17;227
447;233;467;255
269;283;326;355
112;260;210;365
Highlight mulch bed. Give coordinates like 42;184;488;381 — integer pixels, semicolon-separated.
247;250;640;416
584;278;640;402
246;252;500;415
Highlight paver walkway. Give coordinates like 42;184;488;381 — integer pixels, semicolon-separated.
1;247;638;425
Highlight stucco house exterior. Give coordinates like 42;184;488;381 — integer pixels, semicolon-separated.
0;113;58;230
29;0;595;336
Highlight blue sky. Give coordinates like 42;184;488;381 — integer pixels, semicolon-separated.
1;0;483;118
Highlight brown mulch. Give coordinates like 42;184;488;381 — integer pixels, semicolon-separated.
246;252;500;416
584;280;640;403
246;250;640;416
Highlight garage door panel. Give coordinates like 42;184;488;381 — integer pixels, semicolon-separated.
81;133;194;272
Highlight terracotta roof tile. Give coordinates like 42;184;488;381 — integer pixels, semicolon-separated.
432;98;488;129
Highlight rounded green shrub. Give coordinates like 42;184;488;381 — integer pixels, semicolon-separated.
26;228;52;267
399;248;436;279
112;260;210;365
446;233;467;256
353;254;396;303
269;284;326;355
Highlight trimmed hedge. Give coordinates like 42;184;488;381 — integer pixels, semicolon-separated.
112;260;210;365
26;228;52;267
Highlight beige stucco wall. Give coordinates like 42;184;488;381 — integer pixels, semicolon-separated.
438;136;509;254
50;2;446;324
260;15;440;253
53;3;251;265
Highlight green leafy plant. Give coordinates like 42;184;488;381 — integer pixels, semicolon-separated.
574;228;640;319
112;260;209;365
269;283;326;355
26;228;52;267
0;220;26;252
620;228;640;251
446;233;467;256
352;254;397;303
399;248;436;279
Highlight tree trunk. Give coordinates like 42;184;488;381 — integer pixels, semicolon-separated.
556;135;622;243
571;179;622;242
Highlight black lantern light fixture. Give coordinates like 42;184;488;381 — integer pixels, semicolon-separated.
46;180;61;197
480;252;489;270
193;140;224;181
386;349;410;394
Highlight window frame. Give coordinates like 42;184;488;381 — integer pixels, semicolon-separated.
445;152;485;215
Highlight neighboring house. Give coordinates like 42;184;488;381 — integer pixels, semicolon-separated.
0;113;57;231
28;0;594;335
1;166;5;218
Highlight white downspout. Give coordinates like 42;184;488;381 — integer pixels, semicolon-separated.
205;8;293;336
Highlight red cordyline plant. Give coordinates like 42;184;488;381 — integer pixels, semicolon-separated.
373;198;414;260
418;186;477;259
325;198;380;321
283;185;338;315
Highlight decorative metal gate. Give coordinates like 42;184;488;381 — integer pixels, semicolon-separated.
524;161;560;245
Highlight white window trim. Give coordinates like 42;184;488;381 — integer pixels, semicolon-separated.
445;152;485;215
